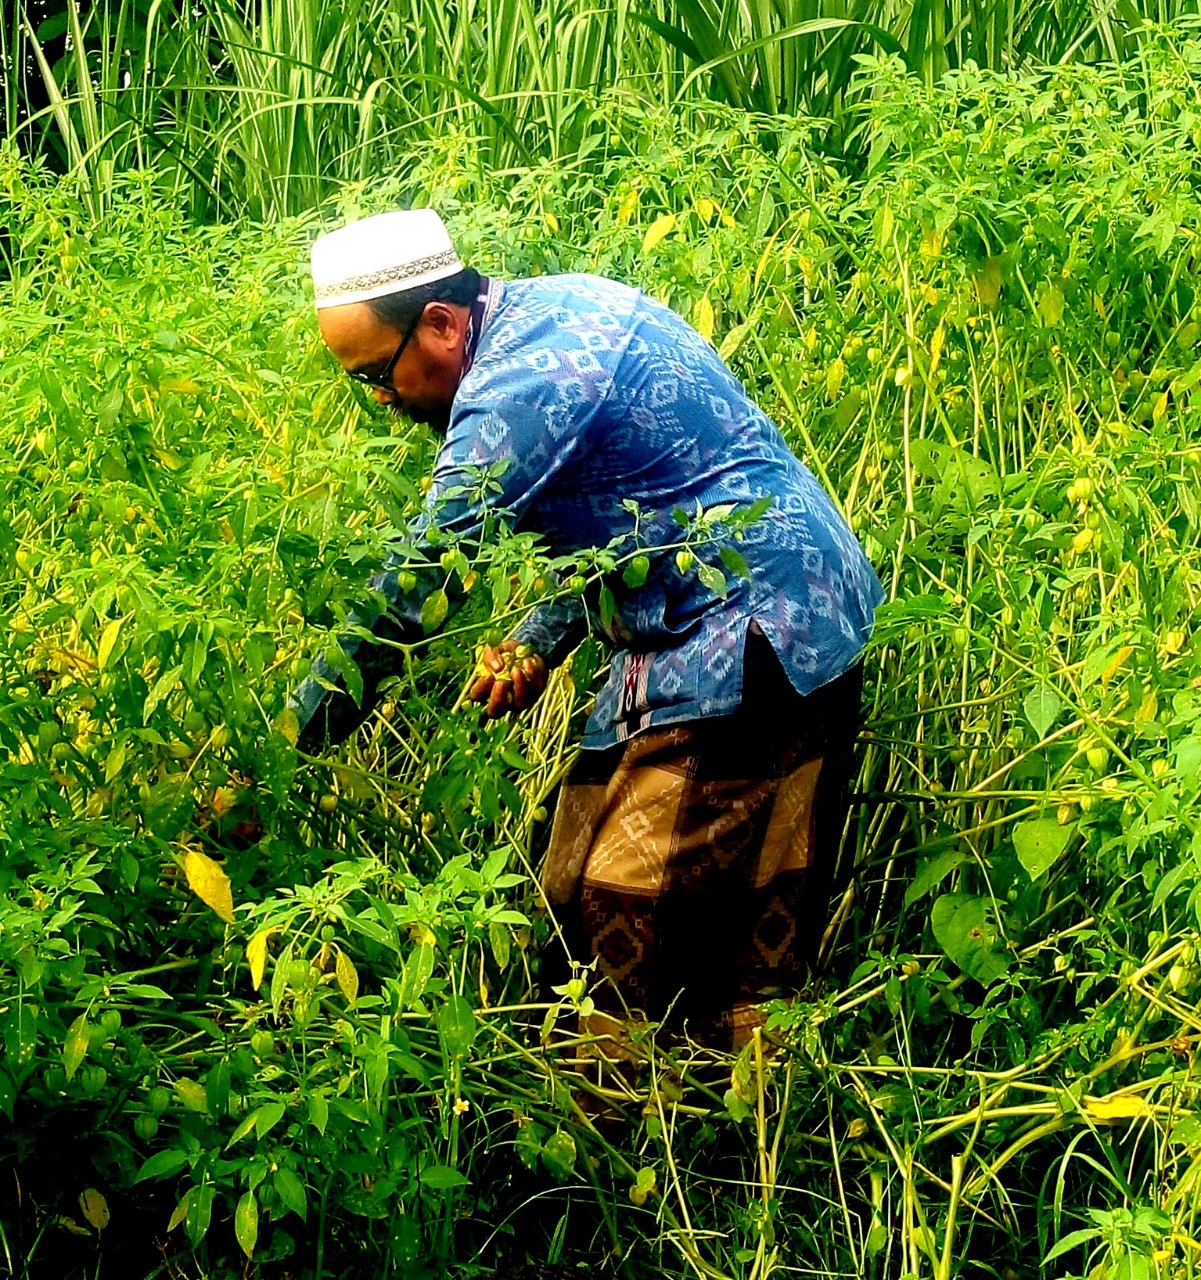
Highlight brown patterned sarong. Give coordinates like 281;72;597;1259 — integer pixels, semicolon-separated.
543;629;864;1048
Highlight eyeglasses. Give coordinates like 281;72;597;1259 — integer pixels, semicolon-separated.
346;322;415;390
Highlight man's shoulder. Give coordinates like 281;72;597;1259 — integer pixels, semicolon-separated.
503;272;640;312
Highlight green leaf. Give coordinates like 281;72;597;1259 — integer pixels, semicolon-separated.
226;1111;258;1148
599;584;618;631
234;1191;258;1259
421;588;449;632
719;545;751;580
420;1165;471;1190
623;554;650;588
904;848;969;906
697;562;727;599
63;1014;89;1081
1044;1226;1103;1264
1013;817;1073;880
308;1093;329;1136
489;920;511;971
134;1148;190;1183
184;1183;215;1246
274;1168;307;1220
399;941;435;1009
254;1100;286;1139
515;1120;545;1171
437;995;476;1060
1022;685;1061;740
930;894;1010;985
723;1087;753;1123
540;1129;577;1180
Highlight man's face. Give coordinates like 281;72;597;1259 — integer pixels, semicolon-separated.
317;299;467;433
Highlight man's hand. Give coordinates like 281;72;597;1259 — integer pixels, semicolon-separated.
468;639;548;717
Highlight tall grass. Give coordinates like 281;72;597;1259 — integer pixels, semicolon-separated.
6;0;1201;219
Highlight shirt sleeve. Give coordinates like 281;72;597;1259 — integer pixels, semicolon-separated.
510;596;590;667
291;392;594;750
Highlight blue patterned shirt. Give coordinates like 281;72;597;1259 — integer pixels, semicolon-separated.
291;274;884;750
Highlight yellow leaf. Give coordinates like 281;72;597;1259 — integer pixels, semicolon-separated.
183;848;235;924
642;213;677;254
920;282;939;306
1153;389;1169;423
975;256;1002;309
617;188;640;226
174;1079;209;1113
1135;690;1159;725
336;950;359;1006
235;1190;258;1259
542;210;559;234
63;1014;89;1081
54;1215;92;1236
154;448;185;471
1102;645;1134;684
825;357;845;402
1093;291;1108;320
879;203;894;245
695;196;718;223
96;618;124;671
168;1190;192;1232
1086;1094;1148;1121
79;1188;110;1231
693;294;715;343
930;323;946;376
1039;280;1065;327
274;707;299;747
920;227;943;259
247;929;275;990
161;377;202;395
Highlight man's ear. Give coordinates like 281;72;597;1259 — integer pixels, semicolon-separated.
421;302;462;344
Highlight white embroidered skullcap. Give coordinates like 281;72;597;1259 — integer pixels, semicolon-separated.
310;209;463;309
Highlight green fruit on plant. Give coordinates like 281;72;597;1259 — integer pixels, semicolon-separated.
286;960;310;989
148;1086;172;1114
1086;746;1109;772
250;1031;275;1058
80;1065;107;1096
567;574;588;595
100;1010;122;1037
319;793;338;814
134;1113;160;1141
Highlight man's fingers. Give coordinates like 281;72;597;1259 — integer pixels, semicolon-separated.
486;677;511;718
482;646;506;674
511;667;529;709
468;674;493;702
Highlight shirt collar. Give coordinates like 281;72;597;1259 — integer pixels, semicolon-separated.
461;276;500;377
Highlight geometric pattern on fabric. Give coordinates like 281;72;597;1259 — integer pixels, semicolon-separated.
542;631;865;1048
290;273;885;751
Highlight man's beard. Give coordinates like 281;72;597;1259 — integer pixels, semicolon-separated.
390;399;452;435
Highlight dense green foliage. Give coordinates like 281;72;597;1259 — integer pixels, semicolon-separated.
5;0;1201;218
6;21;1201;1280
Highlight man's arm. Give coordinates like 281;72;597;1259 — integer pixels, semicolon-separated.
291;394;593;750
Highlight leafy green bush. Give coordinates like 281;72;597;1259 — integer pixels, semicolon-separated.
5;36;1201;1278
